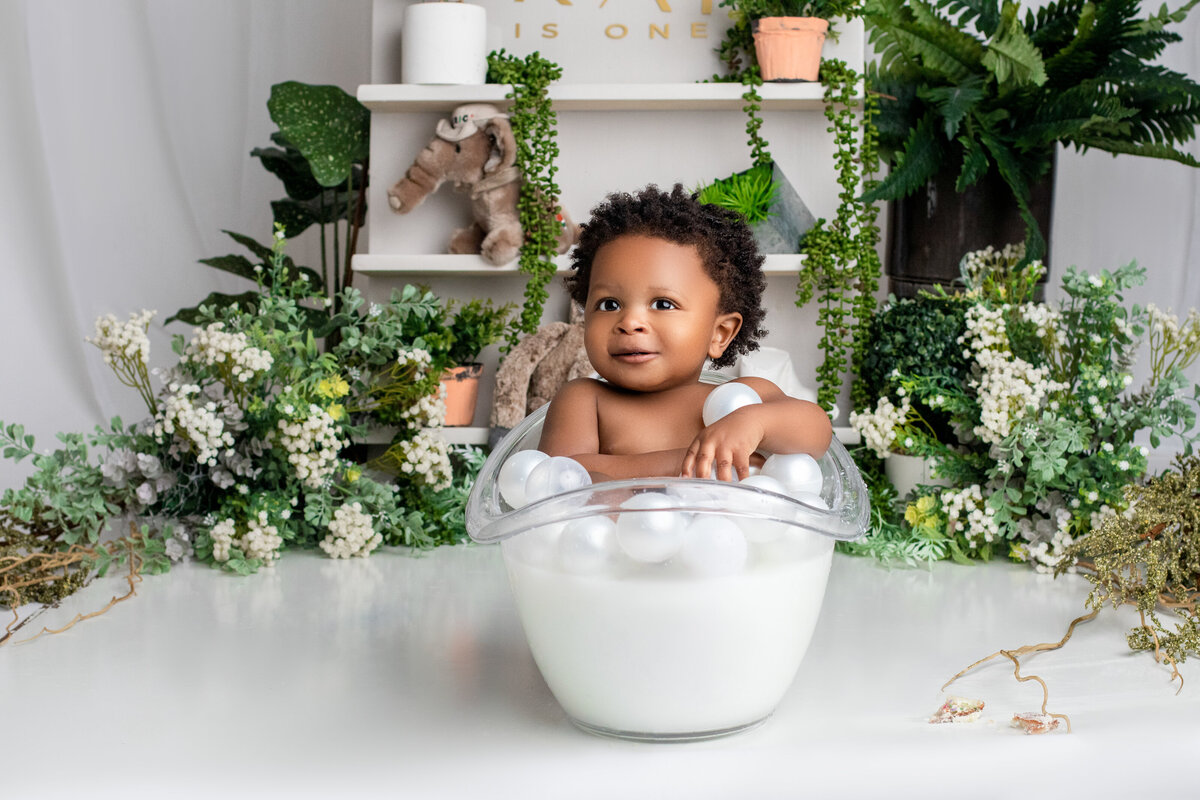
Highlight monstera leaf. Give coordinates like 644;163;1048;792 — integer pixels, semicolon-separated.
267;82;369;188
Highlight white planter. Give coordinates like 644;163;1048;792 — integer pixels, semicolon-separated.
401;3;488;85
884;453;952;499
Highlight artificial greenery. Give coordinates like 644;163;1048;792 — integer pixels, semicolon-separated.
446;298;515;366
857;294;971;406
696;163;779;224
1061;453;1200;674
796;58;883;414
486;50;566;349
862;0;1200;261
173;81;369;325
850;247;1200;571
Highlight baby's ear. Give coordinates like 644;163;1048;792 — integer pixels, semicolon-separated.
708;312;743;359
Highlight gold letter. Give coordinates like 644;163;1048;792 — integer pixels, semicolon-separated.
702;0;713;12
650;23;669;39
542;22;558;38
515;22;521;38
605;23;628;39
655;0;672;10
691;22;707;38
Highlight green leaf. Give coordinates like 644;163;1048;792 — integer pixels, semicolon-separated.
982;1;1048;87
267;82;369;188
250;145;323;201
165;291;262;326
861;113;944;203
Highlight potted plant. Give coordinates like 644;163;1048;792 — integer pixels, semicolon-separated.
442;298;515;426
862;0;1200;291
716;0;862;81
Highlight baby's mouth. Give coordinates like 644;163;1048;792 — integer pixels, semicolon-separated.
612;350;657;363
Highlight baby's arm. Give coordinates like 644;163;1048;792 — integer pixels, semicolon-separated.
538;379;689;480
680;377;832;481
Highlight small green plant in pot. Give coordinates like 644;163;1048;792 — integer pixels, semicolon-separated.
716;0;862;81
442;298;515;426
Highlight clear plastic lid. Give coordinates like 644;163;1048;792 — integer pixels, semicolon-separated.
466;378;871;544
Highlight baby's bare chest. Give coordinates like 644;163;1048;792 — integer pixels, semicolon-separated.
594;388;707;455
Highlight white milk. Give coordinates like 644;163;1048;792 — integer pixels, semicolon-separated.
502;528;834;738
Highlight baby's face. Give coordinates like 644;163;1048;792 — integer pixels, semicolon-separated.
583;234;742;393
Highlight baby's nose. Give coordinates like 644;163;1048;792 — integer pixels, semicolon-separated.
616;311;647;333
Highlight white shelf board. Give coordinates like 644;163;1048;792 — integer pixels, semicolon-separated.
353;252;805;277
358;82;845;113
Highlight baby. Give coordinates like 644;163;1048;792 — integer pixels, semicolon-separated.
539;184;832;482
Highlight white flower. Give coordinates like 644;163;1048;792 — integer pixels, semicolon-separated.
275;403;346;489
1117;460;1130;471
849;394;912;459
182;322;274;384
86;309;155;366
152;383;236;466
319;502;382;559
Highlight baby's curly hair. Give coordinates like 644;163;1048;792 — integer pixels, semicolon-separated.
565;184;767;370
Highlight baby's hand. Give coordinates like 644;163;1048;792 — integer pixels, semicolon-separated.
681;407;766;482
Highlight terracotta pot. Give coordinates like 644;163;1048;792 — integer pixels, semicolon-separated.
884;453;952;500
752;17;828;82
440;363;483;426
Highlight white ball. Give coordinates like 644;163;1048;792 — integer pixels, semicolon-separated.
557;516;616;574
736;474;791;542
702;382;762;426
681;516;748;577
793;491;830;510
762;452;824;496
524;456;592;504
616;493;685;563
498;449;550;509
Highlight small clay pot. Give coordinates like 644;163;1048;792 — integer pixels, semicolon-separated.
752;17;829;82
441;363;484;426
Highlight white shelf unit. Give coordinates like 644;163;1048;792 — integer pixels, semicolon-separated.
351;252;805;277
357;82;843;113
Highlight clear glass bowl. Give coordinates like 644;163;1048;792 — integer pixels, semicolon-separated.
466;380;870;741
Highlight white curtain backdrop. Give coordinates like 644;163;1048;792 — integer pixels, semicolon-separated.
1;0;1196;490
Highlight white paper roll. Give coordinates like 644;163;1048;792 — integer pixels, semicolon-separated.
401;3;488;85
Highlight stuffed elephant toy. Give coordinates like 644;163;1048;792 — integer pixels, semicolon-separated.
387;103;578;265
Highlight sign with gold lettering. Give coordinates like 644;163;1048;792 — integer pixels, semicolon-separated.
372;0;737;83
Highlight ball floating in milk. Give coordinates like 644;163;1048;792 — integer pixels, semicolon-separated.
793;491;829;510
702;382;762;426
762;452;823;496
524;456;592;505
558;516;616;574
616;492;685;563
736;474;791;542
498;450;550;509
681;516;748;577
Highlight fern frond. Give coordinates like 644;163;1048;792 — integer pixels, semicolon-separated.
861;113;946;203
919;77;987;138
978;130;1046;260
983;1;1049;87
955;134;991;189
1066;136;1200;166
935;0;1002;36
866;0;986;82
1025;0;1088;54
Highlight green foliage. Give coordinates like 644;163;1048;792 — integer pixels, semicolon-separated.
696;163;779;224
849;250;1200;571
174;81;370;326
486;50;565;348
864;0;1200;260
796;59;883;414
446;298;515;366
1062;453;1200;666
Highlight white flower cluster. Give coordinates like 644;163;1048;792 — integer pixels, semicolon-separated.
183;322;274;383
276;404;345;488
208;512;283;565
1147;303;1200;351
394;429;452;489
941;485;1000;549
849;394;911;459
319;502;382;559
401;382;447;427
209;518;237;563
1017;302;1064;341
961;305;1068;444
397;347;433;380
1020;507;1075;574
153;383;236;466
87;309;155;366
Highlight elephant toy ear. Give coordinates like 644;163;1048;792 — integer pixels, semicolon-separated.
483;119;518;174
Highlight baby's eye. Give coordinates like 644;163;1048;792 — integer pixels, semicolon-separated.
651;298;677;311
596;298;620;312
